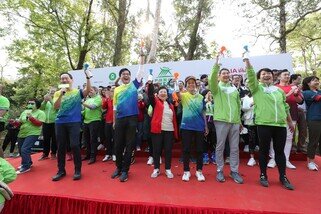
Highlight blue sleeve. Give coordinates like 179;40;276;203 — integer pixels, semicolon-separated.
133;79;140;89
303;91;315;102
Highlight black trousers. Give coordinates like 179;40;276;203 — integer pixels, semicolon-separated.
56;122;82;173
114;116;138;173
104;123;114;156
181;129;203;171
257;125;286;177
42;123;57;156
83;120;101;159
244;125;258;154
152;131;174;170
204;121;216;153
2;129;19;153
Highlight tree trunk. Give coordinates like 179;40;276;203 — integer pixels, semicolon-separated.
112;0;127;66
146;0;162;63
185;0;204;60
279;0;287;53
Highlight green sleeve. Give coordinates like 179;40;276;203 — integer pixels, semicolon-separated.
281;90;290;115
246;67;259;94
0;158;17;184
94;96;102;108
40;101;47;111
37;111;46;123
209;64;220;95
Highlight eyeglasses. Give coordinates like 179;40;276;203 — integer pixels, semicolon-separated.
28;102;35;105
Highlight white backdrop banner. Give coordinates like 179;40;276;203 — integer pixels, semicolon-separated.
69;53;293;89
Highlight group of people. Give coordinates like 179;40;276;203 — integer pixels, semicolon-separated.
1;53;321;191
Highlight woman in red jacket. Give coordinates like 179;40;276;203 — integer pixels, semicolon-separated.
147;81;178;179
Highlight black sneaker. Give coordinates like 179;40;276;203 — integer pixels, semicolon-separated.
280;176;294;190
119;172;128;182
260;174;269;187
111;168;122;179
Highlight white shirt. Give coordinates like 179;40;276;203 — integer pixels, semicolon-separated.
161;102;174;131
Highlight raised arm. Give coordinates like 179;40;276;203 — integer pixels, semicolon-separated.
209;55;220;95
244;59;258;94
147;82;156;107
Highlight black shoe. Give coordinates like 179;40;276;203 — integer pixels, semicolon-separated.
88;159;96;165
52;171;66;181
73;171;81;180
82;156;90;161
280;176;294;190
260;174;269;187
111;168;122;179
119;172;128;182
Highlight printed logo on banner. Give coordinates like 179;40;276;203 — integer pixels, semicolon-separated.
109;72;117;81
154;67;175;86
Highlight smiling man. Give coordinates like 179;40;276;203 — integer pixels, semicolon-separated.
111;54;145;182
209;55;243;184
52;72;91;181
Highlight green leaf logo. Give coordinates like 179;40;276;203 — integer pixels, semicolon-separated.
109;72;116;81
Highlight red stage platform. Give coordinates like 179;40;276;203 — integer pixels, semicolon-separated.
3;153;321;214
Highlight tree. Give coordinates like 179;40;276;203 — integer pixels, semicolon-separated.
146;0;162;63
105;0;132;66
173;0;214;60
237;0;321;53
1;0;102;70
287;13;321;76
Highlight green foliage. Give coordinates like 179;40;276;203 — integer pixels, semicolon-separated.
287;13;321;76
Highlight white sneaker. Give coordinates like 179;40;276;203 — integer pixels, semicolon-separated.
165;169;174;179
308;162;319;171
151;169;160;178
136;146;141;151
243;145;249;152
182;171;191;181
102;155;111;162
160;157;162;164
97;144;105;150
267;159;276;168
147;156;154;165
112;155;116;162
195;171;205;182
247;157;256;166
286;161;296;169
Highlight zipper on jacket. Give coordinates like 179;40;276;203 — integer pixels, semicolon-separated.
271;91;278;123
227;93;232;122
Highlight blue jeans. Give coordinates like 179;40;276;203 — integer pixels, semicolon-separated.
18;135;39;169
55;122;82;173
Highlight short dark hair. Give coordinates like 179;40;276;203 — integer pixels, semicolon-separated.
302;76;319;91
219;68;229;75
290;74;302;84
256;68;273;80
119;68;131;77
29;99;41;109
60;72;73;79
200;74;208;80
278;69;290;76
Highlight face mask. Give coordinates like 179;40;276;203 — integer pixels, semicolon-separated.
27;104;34;109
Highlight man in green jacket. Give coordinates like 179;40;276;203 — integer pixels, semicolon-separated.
244;58;295;190
209;56;243;184
39;87;58;160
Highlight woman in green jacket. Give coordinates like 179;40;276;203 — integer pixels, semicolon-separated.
244;58;295;190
